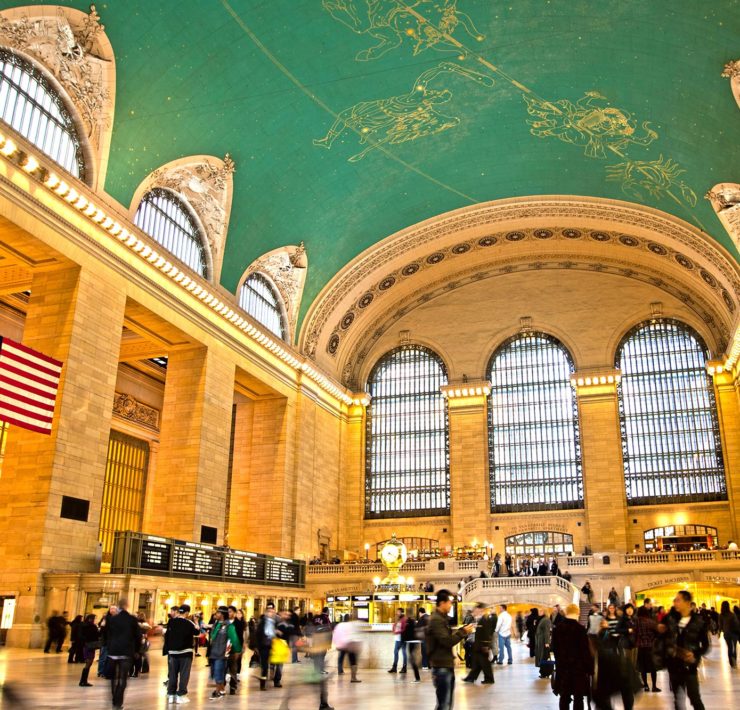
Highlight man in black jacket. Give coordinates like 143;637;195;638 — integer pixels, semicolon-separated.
463;603;497;685
427;590;474;710
164;604;198;703
105;598;141;710
665;590;709;710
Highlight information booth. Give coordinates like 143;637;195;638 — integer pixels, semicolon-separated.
325;591;459;624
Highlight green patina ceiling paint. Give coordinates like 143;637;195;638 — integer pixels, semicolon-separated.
4;1;739;327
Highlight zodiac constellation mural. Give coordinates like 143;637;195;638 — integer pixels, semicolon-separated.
321;0;484;61
318;0;700;217
313;62;494;162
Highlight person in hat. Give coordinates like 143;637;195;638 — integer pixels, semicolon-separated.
164;604;199;704
208;606;241;700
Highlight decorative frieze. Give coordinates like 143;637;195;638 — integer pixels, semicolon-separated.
112;392;159;430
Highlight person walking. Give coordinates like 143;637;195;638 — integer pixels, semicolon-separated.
535;608;552;677
105;598;141;710
309;607;334;710
227;606;245;695
608;587;619;607
664;590;709;710
43;611;66;654
496;603;513;665
78;614;100;688
427;589;475;710
256;603;278;691
617;603;638;669
388;608;408;673
97;605;118;678
525;607;539;658
334;613;363;682
515;610;525;642
164;603;199;704
552;604;593;710
67;615;84;664
719;600;740;668
463;603;496;685
208;606;240;700
290;606;303;664
581;582;595;605
635;605;660;692
402;613;422;682
586;604;603;657
417;607;430;669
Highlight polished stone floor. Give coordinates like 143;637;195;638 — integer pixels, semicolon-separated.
0;638;738;709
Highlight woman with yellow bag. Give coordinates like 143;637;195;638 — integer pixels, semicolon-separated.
269;611;293;688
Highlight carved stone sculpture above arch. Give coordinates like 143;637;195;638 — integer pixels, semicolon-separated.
129;154;235;283
0;4;116;190
706;183;740;254
722;59;740;111
299;196;740;387
237;243;307;344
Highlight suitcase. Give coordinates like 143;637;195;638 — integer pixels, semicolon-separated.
539;658;556;678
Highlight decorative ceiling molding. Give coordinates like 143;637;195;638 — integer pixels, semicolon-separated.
341;254;730;390
0;4;116;190
130;154;235;284
722;59;740;110
706;183;740;254
239;243;307;343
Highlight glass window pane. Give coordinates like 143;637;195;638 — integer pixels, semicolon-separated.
239;273;288;341
134;188;208;278
365;346;449;518
488;333;583;512
0;49;84;178
616;320;726;505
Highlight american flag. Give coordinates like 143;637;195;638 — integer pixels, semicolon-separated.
0;337;62;435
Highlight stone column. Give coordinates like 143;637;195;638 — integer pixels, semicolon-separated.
226;395;296;556
443;383;491;549
573;370;629;553
712;364;740;540
0;265;126;646
339;397;367;556
143;343;235;542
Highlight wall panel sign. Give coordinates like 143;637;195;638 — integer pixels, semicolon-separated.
111;531;305;588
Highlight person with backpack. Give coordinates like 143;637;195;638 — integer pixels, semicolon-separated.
208;606;241;700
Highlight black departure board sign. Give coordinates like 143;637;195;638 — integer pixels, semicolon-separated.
224;551;265;581
265;557;301;585
111;532;305;588
140;538;170;571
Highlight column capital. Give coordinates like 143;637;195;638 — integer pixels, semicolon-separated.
441;380;491;405
571;368;621;397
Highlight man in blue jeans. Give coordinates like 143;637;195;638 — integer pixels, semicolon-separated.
426;590;474;710
387;608;408;673
496;604;513;665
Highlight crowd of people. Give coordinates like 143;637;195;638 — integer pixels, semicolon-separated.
41;586;740;710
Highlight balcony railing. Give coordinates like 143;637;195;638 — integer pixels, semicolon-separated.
463;575;578;602
306;559;488;578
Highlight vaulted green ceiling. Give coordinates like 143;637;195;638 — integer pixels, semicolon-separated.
7;1;740;322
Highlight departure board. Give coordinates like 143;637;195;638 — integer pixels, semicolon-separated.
111;532;305;588
224;551;265;581
140;538;170;571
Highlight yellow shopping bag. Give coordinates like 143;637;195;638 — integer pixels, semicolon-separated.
269;637;290;665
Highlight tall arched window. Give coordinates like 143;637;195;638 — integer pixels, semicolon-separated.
365;345;449;518
239;273;288;341
616;319;726;505
488;333;583;512
0;48;85;179
134;188;208;278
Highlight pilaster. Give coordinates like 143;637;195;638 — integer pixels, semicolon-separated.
572;369;629;553
0;265;126;646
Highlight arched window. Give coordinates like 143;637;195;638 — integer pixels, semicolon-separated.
616;319;726;505
365;345;449;518
505;531;574;557
134;188;208;278
0;48;85;179
239;273;288;341
488;333;583;512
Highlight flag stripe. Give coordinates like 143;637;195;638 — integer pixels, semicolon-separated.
0;375;57;404
2;339;62;369
0;386;56;413
0;348;62;378
0;337;61;436
0;411;52;433
0;361;60;394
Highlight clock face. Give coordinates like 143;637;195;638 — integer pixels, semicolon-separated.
381;545;400;564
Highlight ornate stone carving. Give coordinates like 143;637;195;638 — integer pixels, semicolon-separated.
301;200;740;371
706;184;740;255
112;392;159;430
243;243;307;341
0;4;115;183
144;155;235;282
